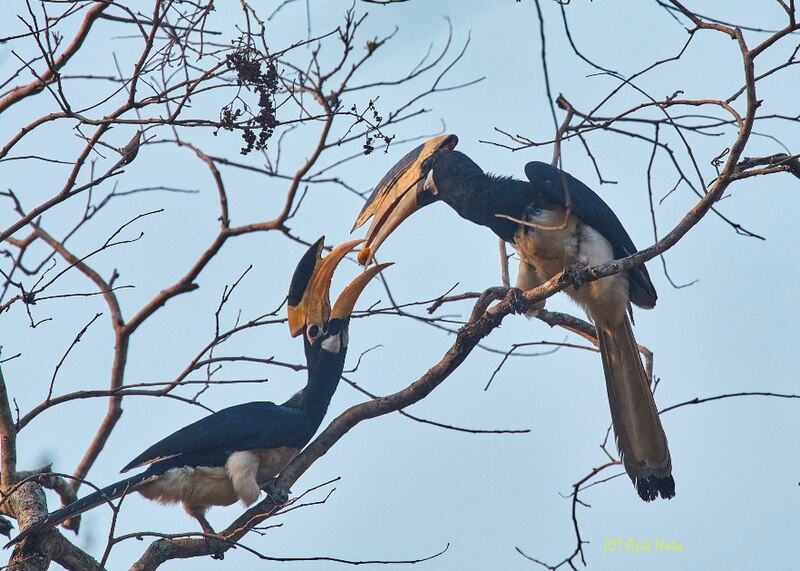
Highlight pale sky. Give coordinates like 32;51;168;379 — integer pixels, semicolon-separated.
2;1;798;570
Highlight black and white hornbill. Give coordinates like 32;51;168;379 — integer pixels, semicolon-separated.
352;134;674;501
6;238;390;547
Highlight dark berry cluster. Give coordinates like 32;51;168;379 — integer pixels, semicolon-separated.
353;100;392;155
218;48;280;155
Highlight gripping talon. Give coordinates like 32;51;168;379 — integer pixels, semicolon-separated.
263;482;289;504
563;263;588;291
508;287;527;315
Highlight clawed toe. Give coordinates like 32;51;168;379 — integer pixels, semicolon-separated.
563;264;587;290
262;482;289;504
508;287;527;314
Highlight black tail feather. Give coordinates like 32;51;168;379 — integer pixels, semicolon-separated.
637;475;676;502
5;472;154;548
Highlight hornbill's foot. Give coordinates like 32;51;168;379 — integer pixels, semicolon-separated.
508;287;527;315
563;264;588;291
190;512;227;559
262;481;290;504
509;287;545;318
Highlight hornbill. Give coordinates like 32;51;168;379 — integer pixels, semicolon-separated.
352;134;674;501
6;238;390;547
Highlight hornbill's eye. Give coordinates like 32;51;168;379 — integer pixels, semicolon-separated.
419;155;436;175
306;323;323;341
418;168;439;206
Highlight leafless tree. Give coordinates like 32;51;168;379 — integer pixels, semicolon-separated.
1;1;798;570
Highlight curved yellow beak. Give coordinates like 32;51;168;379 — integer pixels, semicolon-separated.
352;134;458;266
287;238;391;337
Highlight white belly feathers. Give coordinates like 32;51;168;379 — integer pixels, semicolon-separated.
137;447;299;509
514;206;630;325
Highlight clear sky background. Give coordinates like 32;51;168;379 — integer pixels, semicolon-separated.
2;1;798;570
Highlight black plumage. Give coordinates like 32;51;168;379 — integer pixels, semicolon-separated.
121;401;315;474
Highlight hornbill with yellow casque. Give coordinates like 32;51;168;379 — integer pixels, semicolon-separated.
6;238;390;547
352;134;674;501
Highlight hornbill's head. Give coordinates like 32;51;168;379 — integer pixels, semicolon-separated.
352;134;460;266
287;237;390;369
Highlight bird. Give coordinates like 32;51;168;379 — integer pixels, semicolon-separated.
351;134;674;501
6;238;391;547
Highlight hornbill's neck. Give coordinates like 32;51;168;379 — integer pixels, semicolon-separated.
431;152;536;243
284;238;390;429
294;341;347;428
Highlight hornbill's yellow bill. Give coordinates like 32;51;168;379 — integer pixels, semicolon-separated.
288;237;391;337
352;134;459;266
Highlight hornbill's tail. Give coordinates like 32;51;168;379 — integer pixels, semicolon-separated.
596;317;675;501
5;472;154;548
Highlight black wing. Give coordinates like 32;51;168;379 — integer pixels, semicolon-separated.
121;401;313;472
524;161;657;309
